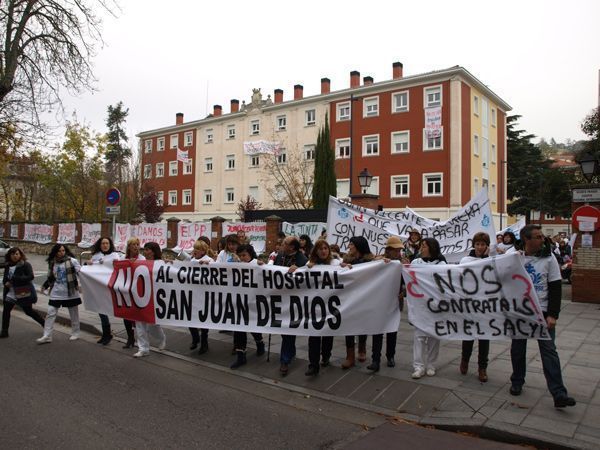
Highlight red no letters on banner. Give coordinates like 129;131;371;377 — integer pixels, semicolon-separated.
108;260;156;323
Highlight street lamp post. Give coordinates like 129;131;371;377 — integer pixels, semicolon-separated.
357;168;373;194
499;160;508;230
579;153;599;183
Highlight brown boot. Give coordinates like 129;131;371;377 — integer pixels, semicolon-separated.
341;346;355;369
478;368;488;383
460;359;468;375
358;341;367;362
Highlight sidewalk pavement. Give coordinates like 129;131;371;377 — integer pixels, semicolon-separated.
6;280;600;449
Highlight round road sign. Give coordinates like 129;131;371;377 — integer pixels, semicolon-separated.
106;188;121;206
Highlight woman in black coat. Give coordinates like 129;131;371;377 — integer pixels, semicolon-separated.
1;247;45;337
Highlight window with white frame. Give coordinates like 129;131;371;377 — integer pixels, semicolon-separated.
363;135;379;156
473;177;479;194
249;155;260;168
143;164;152;179
203;190;212;204
250;120;260;135
183;158;193;174
337;102;350;121
391;175;410;197
544;213;555;220
226;154;235;170
336;179;349;198
491;144;496;163
363;96;379;117
205;129;213;144
277;115;287;131
248;186;259;201
168;190;177;206
473;134;479;156
144;140;152;153
185;131;193;147
491;183;497;203
424;86;442;108
491;108;497;127
156;162;164;178
170;134;178;149
424;173;443;196
157;191;164;206
182;189;192;205
169;161;178;176
227;124;236;139
304;144;315;161
336;138;350;159
305;109;316;126
157;137;165;151
392;91;409;113
277;148;287;165
225;188;235;203
473;96;479;116
391;131;410;153
423;127;443;150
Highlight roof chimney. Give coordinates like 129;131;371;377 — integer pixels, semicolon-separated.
176;112;184;125
321;77;331;94
350;71;360;88
363;76;373;86
231;99;239;113
393;62;403;79
294;84;303;100
274;89;283;104
213;105;222;116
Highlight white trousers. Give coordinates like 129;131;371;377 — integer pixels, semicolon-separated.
43;305;80;337
136;322;166;353
413;328;440;371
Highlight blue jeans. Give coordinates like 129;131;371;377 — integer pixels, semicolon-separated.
280;335;296;364
510;325;568;399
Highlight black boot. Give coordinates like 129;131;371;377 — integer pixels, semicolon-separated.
230;351;247;369
367;361;380;372
256;340;265;356
305;365;319;376
0;330;8;338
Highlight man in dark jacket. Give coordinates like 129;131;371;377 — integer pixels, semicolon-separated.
274;236;308;376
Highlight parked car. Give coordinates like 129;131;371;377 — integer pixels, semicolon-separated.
0;239;10;268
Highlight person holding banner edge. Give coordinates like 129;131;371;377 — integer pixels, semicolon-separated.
122;237;145;349
509;225;576;408
189;239;215;354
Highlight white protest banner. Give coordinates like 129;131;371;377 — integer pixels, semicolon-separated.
131;222;168;249
425;106;442;138
79;260;401;336
23;223;53;244
57;223;77;244
175;222;212;251
222;221;266;253
499;217;525;237
113;223;130;252
177;148;189;163
403;253;549;340
10;224;18;238
282;222;326;242
78;223;102;248
243;140;282;155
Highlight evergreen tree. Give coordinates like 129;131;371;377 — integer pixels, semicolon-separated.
312;113;336;208
105;101;131;185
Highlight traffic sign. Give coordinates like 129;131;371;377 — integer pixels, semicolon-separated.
572;205;600;232
573;188;600;203
106;206;121;215
106;188;121;206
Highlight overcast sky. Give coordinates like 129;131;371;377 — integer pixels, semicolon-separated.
57;0;600;146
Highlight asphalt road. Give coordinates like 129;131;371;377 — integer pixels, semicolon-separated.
0;316;370;449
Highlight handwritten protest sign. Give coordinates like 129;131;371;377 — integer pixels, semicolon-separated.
80;260;401;336
175;222;212;251
282;222;326;243
112;223;168;252
11;224;18;238
78;223;102;248
57;223;77;244
403;253;549;340
23;224;53;244
425;107;442;138
222;221;266;253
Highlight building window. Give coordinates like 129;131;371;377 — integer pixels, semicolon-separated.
156;163;164;178
183;158;193;175
391;131;410;153
491;108;497;127
170;134;178;149
277;148;287;165
491;183;497;203
473;134;479;156
473;177;479;194
337;102;350;121
336;138;350;159
203;190;212;204
168;190;177;206
225;188;234;203
392;91;409;113
250;120;260;135
204;157;213;172
336;179;349;198
491;144;496;164
544;213;555;220
423;127;443;151
424;86;442;108
205;129;213;144
182;189;192;205
363;96;379;117
143;164;152;179
157;137;165;151
424;173;443;196
169;161;178;176
157;191;164;206
304;144;315;161
226;154;235;170
249;155;260;168
248;186;259;201
144;140;152;153
363;135;379;156
391;175;410;198
473;96;479;116
184;131;193;147
227;124;236;139
305;109;316;126
305;182;313;200
277;115;287;131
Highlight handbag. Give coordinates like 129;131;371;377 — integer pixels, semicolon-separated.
14;284;34;300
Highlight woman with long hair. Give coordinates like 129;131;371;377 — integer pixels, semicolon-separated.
189;239;215;354
37;244;82;344
122;237;145;349
299;234;314;257
1;247;45;337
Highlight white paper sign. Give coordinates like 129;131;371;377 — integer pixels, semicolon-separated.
23;223;53;244
112;223;168;252
78;223;102;248
282;222;326;243
57;223;77;244
582;234;593;248
425;107;442;138
175;222;212;251
10;224;18;238
222;221;267;253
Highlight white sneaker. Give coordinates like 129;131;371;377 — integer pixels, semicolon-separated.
36;336;52;344
158;338;167;350
133;350;149;358
69;334;80;341
411;368;425;379
426;368;436;376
